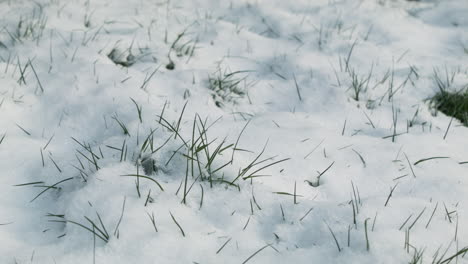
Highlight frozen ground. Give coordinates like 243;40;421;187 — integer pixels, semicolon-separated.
0;0;467;263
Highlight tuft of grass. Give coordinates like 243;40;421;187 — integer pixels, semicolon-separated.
347;67;372;101
165;26;198;70
72;137;101;171
106;40;151;68
428;67;467;126
107;47;135;67
430;89;468;126
208;69;254;107
6;11;48;45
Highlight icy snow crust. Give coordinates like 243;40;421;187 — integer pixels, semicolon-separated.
0;0;467;263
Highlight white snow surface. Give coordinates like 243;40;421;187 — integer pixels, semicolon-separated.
0;0;467;263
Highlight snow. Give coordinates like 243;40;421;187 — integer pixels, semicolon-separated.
0;0;467;263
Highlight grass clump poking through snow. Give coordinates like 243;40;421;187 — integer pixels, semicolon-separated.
107;41;153;68
165;27;198;70
430;89;468;126
428;68;468;126
208;69;253;107
107;47;137;68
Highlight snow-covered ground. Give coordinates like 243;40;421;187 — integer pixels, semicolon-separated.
0;0;467;263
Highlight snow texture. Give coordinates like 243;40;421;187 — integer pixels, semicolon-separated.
0;0;467;263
